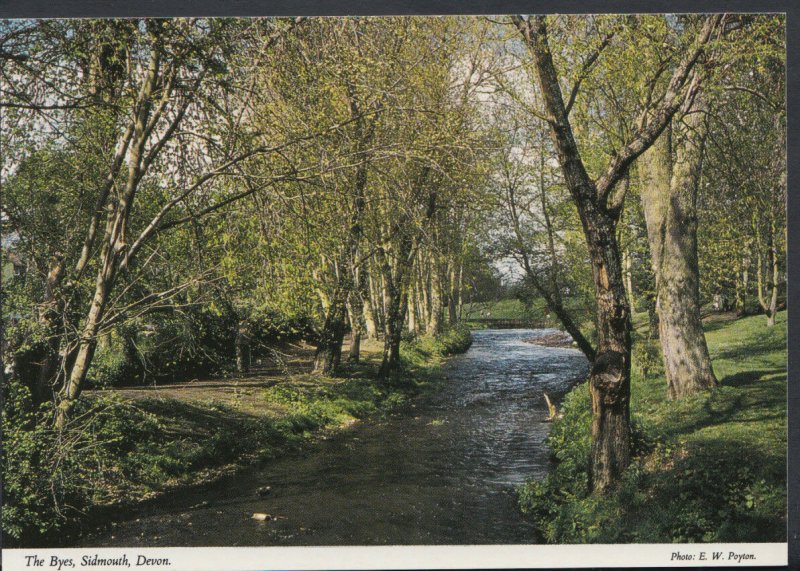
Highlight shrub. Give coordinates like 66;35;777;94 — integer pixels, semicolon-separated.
1;382;162;543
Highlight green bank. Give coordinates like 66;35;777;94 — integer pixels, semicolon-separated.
518;311;787;543
2;327;471;545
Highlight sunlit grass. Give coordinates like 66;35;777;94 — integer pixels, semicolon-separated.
519;311;787;543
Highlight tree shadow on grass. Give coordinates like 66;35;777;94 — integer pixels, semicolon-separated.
628;439;787;543
721;368;786;388
657;370;785;437
712;336;787;362
702;316;740;333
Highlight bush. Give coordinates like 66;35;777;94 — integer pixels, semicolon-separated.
404;325;472;364
249;308;316;347
437;325;473;355
1;382;163;543
87;305;318;388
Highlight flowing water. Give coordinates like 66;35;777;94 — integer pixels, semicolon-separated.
79;329;589;546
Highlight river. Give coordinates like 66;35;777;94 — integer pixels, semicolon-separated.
78;329;589;546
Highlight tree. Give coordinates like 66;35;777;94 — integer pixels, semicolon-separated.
489;113;596;359
698;16;786;327
2;18;306;426
512;14;723;491
638;95;718;398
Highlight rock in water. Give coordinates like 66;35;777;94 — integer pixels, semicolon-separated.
251;513;271;521
524;331;573;347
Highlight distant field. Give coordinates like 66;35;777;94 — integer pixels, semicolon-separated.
462;299;531;321
462;298;594;335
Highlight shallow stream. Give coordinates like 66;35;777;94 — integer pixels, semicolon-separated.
79;329;589;546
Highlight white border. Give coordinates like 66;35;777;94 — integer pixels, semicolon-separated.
2;544;788;570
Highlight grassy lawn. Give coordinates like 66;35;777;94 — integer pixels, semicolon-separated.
519;311;787;543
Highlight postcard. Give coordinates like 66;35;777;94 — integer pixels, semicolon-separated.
0;2;792;569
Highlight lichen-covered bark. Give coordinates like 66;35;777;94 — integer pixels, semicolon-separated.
639;110;718;399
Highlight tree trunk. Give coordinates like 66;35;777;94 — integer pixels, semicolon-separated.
525;18;632;491
456;259;464;321
236;320;251;373
379;267;408;378
584;208;633;493
734;256;745;316
380;272;390;332
418;253;430;328
511;13;721;491
380;290;407;378
734;239;752;316
447;261;459;325
427;255;443;336
31;254;66;405
314;294;347;375
768;217;780;327
407;269;418;333
56;255;115;428
56;203;127;428
365;269;380;338
378;230;415;379
757;215;780;327
349;329;362;363
55;44;161;428
639;110;718;399
363;294;378;340
347;296;363;363
622;241;635;310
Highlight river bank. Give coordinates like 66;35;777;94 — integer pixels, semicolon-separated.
518;311;787;543
4;327;472;547
65;328;586;547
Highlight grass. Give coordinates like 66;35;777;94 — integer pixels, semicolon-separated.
3;327;471;546
518;311;787;543
463;297;595;337
463;298;531;320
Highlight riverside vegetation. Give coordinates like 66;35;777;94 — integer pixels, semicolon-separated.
3;326;471;545
518;311;787;543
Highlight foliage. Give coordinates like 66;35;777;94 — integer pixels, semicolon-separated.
85;304;318;388
409;325;473;358
0;13;787;546
3;327;472;545
1;383;164;542
517;312;787;543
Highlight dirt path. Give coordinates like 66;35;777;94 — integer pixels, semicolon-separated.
97;338;384;416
